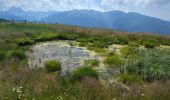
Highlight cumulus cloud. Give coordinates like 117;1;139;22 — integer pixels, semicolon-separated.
0;0;170;20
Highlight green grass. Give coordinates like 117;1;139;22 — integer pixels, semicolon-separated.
104;53;123;67
0;22;170;100
45;60;61;73
71;67;99;81
85;59;100;67
123;48;170;82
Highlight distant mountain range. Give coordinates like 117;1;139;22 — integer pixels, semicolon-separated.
1;7;170;34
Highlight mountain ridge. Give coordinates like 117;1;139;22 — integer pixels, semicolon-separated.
0;8;170;34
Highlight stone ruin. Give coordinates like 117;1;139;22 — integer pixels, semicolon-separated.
26;42;96;75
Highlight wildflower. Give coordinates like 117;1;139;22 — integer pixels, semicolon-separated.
12;88;16;91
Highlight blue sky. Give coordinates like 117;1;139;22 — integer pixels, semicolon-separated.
0;0;170;21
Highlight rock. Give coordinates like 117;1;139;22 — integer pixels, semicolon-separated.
26;41;96;75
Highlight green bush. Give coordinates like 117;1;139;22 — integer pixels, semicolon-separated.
0;51;6;61
143;41;156;48
56;34;69;40
124;49;170;82
86;59;99;67
8;50;26;61
45;60;61;73
15;38;35;46
128;42;139;47
71;67;99;81
119;74;144;85
79;42;88;47
104;54;123;67
114;37;128;45
120;46;138;59
76;38;88;43
34;33;58;42
67;34;79;40
92;41;108;48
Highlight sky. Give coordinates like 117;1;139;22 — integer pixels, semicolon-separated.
0;0;170;21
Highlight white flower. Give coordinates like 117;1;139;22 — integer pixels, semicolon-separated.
12;88;16;91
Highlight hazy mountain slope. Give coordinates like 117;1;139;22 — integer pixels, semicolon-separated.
43;10;170;34
1;8;170;34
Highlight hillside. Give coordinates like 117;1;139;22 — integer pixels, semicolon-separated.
0;23;170;100
1;8;170;34
43;10;170;34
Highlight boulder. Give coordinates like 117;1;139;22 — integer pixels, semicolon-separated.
27;42;96;75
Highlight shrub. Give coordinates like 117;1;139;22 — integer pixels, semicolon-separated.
71;67;99;81
124;49;170;82
34;33;58;42
114;37;128;45
87;38;95;43
79;42;88;47
139;38;160;48
104;54;123;67
143;41;156;48
56;34;69;40
45;60;61;73
92;41;108;48
9;50;26;61
120;46;138;59
93;48;106;54
119;74;144;85
15;38;35;46
0;51;6;61
76;38;88;43
67;34;79;40
86;59;99;67
128;42;139;47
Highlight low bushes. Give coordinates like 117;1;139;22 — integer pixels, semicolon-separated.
124;49;170;82
0;51;6;61
56;34;69;40
143;41;157;48
8;50;26;61
92;41;108;48
139;38;160;48
45;60;61;73
120;46;138;59
15;38;35;46
34;33;58;42
86;59;99;67
119;74;144;85
71;67;99;81
114;37;128;45
104;54;123;67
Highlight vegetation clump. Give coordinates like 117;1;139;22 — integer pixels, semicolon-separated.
114;37;128;45
143;41;157;48
71;67;99;81
8;50;26;61
124;49;170;82
0;51;6;61
15;38;35;46
120;46;138;59
104;53;123;67
86;59;99;67
119;74;144;85
45;60;61;73
0;23;170;99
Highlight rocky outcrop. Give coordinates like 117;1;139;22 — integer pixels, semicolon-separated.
27;41;96;75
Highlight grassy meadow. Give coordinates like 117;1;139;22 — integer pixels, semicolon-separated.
0;22;170;100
